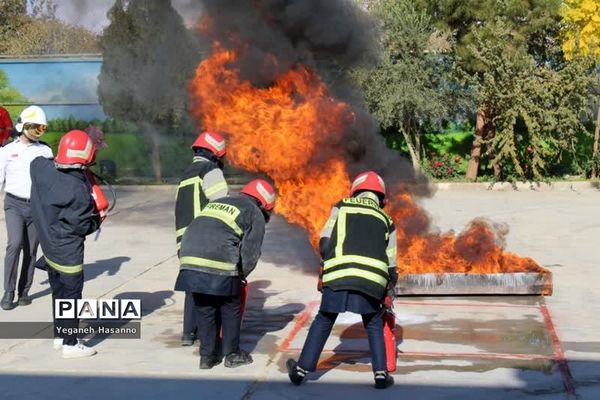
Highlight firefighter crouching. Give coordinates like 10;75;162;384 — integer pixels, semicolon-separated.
30;130;105;358
287;171;397;389
175;131;228;346
174;179;276;369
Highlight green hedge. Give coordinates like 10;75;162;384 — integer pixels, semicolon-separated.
42;131;192;180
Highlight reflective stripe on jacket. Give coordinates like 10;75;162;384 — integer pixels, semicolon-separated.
177;195;265;296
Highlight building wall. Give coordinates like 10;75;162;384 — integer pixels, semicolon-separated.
0;56;105;122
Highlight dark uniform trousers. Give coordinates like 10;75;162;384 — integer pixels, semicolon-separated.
183;292;197;335
298;289;387;372
193;292;241;357
48;268;83;346
3;195;39;295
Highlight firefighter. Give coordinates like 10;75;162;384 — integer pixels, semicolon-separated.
30;130;102;358
174;179;276;369
286;171;397;389
175;131;228;346
0;105;53;310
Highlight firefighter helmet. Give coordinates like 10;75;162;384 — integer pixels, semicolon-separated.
55;130;97;166
191;131;226;158
240;179;276;211
350;171;386;198
15;105;47;132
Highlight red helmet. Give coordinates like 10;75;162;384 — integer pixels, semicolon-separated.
55;130;96;166
192;131;226;157
350;171;386;198
240;179;276;211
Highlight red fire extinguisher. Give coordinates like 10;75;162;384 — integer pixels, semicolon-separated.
383;309;397;372
84;169;113;222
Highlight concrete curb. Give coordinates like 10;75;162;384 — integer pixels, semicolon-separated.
433;181;600;192
111;181;600;192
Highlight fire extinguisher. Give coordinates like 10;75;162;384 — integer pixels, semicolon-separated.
383;309;397;372
84;169;116;222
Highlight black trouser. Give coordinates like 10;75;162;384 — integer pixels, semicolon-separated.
193;292;240;358
48;267;83;346
3;195;39;295
183;291;197;335
298;310;386;372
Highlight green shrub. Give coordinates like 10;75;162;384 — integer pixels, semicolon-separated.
422;151;465;179
40;131;192;180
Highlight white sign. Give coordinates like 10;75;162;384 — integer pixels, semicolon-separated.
55;299;142;320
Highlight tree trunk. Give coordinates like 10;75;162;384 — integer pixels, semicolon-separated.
487;125;501;180
400;127;420;170
142;122;162;183
592;105;600;179
466;110;485;181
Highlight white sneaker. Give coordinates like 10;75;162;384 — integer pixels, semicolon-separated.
53;338;63;350
62;342;97;359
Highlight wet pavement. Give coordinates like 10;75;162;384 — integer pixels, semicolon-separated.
0;185;598;399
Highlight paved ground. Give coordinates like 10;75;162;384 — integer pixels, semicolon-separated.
0;185;598;400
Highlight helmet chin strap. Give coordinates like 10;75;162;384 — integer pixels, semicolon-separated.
22;128;42;142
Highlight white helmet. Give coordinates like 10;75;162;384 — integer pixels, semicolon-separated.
16;105;47;133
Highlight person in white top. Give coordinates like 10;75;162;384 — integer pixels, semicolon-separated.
0;106;53;310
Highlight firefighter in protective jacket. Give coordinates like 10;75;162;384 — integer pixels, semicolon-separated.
287;171;397;389
174;179;276;369
30;130;102;359
175;131;228;346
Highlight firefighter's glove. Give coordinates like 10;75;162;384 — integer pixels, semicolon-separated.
383;285;395;309
317;262;324;293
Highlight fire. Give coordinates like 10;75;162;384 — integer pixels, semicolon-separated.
188;46;546;275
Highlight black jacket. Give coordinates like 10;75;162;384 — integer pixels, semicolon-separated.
320;197;396;300
175;195;265;296
30;157;100;274
174;158;227;251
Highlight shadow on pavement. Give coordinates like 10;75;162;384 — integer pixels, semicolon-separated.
113;290;175;318
0;363;595;400
242;279;306;353
31;256;131;300
86;290;175;347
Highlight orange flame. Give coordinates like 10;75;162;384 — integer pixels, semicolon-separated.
189;46;546;275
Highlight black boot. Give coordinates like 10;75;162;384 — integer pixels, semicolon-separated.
224;350;253;368
181;332;196;346
286;359;307;386
374;371;394;389
199;355;222;370
18;291;32;306
1;291;14;310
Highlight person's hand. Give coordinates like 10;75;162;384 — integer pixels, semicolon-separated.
382;284;395;309
317;262;324;292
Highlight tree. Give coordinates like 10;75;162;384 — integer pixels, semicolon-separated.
0;0;27;54
561;0;600;178
353;0;462;169
419;0;564;180
2;19;99;55
98;0;199;182
0;0;98;55
465;20;595;180
0;70;28;104
561;0;600;60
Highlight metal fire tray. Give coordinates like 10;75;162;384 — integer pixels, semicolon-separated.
396;272;553;296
